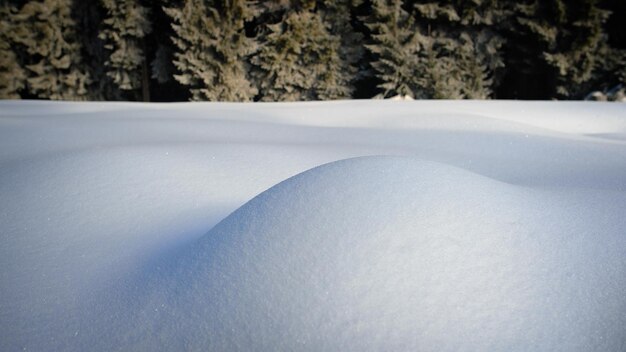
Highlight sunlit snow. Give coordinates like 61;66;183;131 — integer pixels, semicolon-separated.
1;100;625;351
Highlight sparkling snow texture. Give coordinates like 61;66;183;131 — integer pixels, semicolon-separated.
0;100;625;351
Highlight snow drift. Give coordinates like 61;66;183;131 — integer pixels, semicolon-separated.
1;100;625;351
85;156;625;352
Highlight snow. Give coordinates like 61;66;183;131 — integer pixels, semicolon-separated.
0;100;625;351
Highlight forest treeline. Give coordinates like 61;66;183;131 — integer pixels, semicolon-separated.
0;0;624;102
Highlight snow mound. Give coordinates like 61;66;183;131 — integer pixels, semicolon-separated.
100;156;625;351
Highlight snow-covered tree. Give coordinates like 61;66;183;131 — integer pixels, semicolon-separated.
455;32;497;99
363;0;422;98
411;0;506;98
11;0;91;100
0;2;26;99
99;0;152;101
364;0;503;99
165;0;257;101
251;3;352;101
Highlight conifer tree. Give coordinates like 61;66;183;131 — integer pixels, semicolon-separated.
411;0;507;99
99;0;152;101
418;33;465;99
11;0;91;100
165;0;257;101
365;0;507;99
251;2;352;101
363;0;422;98
0;2;26;99
455;33;496;99
149;0;177;87
588;1;625;95
617;52;626;85
144;0;187;101
72;0;120;100
319;0;364;89
505;0;610;99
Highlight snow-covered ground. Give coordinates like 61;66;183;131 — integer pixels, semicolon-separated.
1;100;625;351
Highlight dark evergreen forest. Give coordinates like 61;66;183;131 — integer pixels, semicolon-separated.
1;0;624;101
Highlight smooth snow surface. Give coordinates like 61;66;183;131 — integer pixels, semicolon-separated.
1;100;625;351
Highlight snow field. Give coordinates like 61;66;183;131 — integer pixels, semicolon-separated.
0;100;625;351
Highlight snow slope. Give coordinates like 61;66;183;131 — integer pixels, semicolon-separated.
0;100;625;351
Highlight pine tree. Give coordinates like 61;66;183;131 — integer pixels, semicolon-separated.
543;0;610;98
0;2;26;99
251;2;352;101
11;0;91;100
504;0;610;99
144;0;187;102
319;0;364;90
418;33;465;99
411;0;507;99
364;0;500;99
149;0;176;87
363;0;422;98
165;0;257;101
589;0;625;92
456;32;496;99
617;51;626;85
72;0;120;100
99;0;152;101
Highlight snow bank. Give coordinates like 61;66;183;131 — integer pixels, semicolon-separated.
95;156;626;351
1;100;625;351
